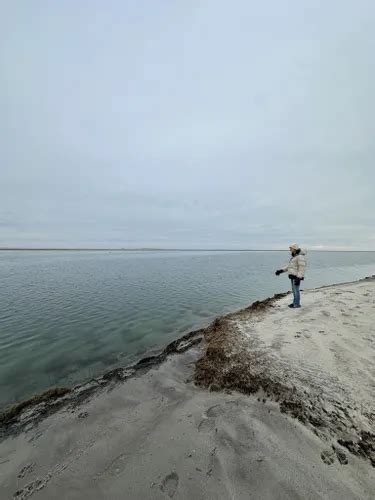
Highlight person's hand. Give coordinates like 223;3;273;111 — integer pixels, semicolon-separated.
275;269;283;276
294;277;301;286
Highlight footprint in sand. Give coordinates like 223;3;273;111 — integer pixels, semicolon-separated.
206;405;225;418
18;463;35;479
321;310;331;317
198;418;216;432
199;402;239;432
321;450;335;465
332;446;348;465
198;404;225;432
13;475;51;500
160;472;179;498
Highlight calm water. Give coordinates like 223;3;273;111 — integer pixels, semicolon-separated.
1;250;375;408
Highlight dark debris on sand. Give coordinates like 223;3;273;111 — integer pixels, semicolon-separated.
194;293;375;467
0;388;72;428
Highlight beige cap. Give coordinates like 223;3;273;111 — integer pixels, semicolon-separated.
289;243;300;251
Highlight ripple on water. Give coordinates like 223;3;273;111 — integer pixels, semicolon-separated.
1;250;375;407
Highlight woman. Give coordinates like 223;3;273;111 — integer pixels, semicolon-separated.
275;244;307;308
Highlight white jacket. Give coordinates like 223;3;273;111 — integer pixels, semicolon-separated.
283;250;307;279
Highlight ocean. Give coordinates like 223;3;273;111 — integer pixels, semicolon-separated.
1;250;374;408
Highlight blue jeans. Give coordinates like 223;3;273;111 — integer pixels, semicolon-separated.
291;279;301;307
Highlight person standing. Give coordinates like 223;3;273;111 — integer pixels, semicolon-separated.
275;244;307;308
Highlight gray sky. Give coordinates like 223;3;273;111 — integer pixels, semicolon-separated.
1;1;374;249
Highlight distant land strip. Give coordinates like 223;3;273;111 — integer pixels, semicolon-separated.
0;248;374;253
0;248;283;252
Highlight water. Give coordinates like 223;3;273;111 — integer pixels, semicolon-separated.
1;250;374;408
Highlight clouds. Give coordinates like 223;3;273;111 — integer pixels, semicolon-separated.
1;1;374;249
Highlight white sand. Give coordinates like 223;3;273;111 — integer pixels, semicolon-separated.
0;279;374;499
236;279;375;418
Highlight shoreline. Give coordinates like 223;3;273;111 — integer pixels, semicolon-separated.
0;325;206;436
0;291;289;435
0;277;374;499
1;275;373;435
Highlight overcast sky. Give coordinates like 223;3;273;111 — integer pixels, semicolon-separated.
1;1;374;249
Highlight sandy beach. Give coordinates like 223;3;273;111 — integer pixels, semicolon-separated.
0;278;374;499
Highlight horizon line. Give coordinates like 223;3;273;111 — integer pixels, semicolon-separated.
1;247;375;253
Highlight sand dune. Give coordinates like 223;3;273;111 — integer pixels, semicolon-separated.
0;279;374;499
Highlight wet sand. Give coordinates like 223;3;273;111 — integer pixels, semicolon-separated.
0;278;374;499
